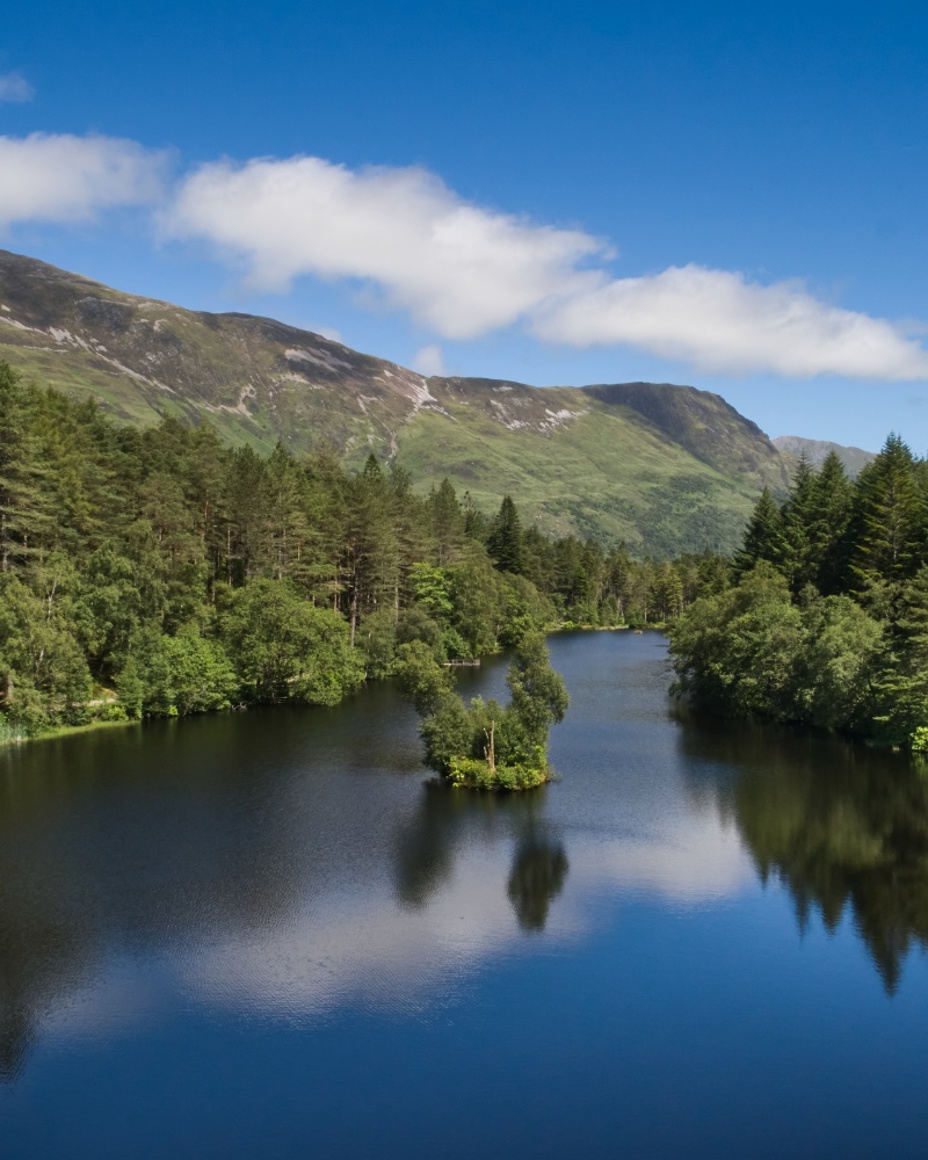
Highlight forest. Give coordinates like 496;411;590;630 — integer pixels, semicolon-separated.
0;362;724;742
670;436;928;748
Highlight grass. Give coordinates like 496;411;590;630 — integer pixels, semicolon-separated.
396;392;764;554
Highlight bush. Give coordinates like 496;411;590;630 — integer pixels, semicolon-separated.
446;755;549;791
911;726;928;753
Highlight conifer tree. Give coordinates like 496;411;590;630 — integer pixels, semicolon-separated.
811;451;853;594
780;454;820;591
851;434;924;596
487;495;525;575
735;486;785;576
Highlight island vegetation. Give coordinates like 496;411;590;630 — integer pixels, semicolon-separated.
0;361;722;750
395;630;568;789
670;436;928;749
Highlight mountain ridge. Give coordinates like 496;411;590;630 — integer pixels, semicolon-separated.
772;435;875;477
0;247;791;555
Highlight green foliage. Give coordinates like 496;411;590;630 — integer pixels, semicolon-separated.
419;694;474;771
219;580;363;705
671;435;928;747
393;641;454;715
736;486;785;576
670;565;804;720
911;726;928;754
357;608;398;679
506;631;569;754
409;562;454;620
446;756;548;791
487;495;525;575
795;592;881;730
160;633;238;716
0;359;725;741
401;632;568;790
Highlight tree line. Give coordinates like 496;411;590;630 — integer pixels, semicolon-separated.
670;436;928;748
0;362;721;740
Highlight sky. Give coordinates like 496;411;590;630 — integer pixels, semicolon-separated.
1;0;927;452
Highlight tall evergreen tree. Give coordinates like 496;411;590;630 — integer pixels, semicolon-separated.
428;478;464;566
851;434;924;597
811;451;853;594
780;454;820;591
735;486;785;576
487;495;525;575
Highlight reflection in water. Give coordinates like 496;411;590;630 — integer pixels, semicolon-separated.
394;780;569;931
679;715;928;992
507;833;569;931
0;721;304;1079
2;631;926;1095
7;632;928;1158
0;698;576;1080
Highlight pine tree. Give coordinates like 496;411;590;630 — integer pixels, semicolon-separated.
735;486;785;575
428;478;464;566
487;495;525;575
811;451;852;594
851;434;924;595
780;455;819;591
0;365;54;571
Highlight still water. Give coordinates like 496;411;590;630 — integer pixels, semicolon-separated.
2;631;928;1157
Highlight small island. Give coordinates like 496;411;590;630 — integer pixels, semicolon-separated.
394;630;569;790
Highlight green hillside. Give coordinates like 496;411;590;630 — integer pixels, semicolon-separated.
0;247;791;555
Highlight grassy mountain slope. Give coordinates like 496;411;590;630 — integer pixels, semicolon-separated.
398;378;787;554
0;247;791;554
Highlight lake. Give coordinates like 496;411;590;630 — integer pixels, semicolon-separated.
2;630;928;1158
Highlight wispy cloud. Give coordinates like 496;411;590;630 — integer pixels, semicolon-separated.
532;264;928;380
411;343;446;376
0;71;34;104
164;155;606;340
0;132;166;231
163;153;928;381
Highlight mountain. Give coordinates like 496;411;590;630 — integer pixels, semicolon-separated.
772;435;875;478
0;248;791;556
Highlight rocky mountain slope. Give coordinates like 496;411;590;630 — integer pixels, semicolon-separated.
0;248;791;555
772;435;875;478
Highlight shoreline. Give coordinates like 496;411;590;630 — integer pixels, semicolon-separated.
1;716;141;749
0;625;646;751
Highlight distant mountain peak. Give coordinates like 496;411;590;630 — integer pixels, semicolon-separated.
772;435;875;477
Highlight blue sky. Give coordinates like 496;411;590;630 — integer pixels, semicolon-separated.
2;0;927;451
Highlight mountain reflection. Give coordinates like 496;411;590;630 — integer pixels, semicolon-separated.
678;715;928;992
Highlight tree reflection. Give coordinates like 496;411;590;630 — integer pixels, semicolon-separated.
507;833;569;931
393;781;462;908
394;780;568;931
0;716;329;1081
679;716;928;992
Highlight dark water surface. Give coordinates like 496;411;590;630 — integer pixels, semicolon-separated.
3;631;928;1157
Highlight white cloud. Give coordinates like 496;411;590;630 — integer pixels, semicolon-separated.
411;343;446;376
0;71;33;103
164;155;606;340
3;133;911;382
162;153;928;381
0;133;166;232
533;264;928;380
